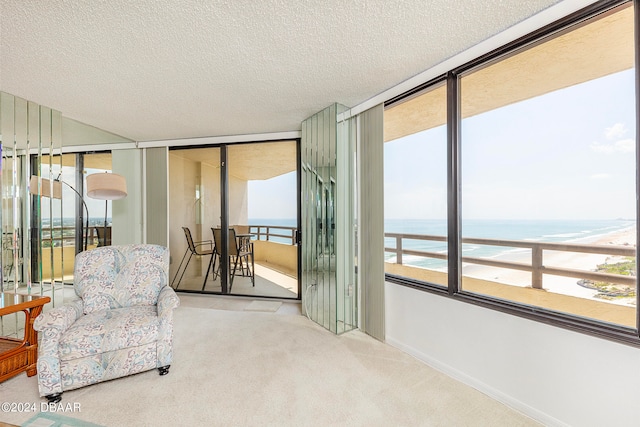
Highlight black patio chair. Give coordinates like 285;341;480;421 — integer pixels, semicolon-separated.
171;227;215;289
212;227;255;292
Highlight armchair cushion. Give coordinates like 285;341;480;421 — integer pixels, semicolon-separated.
58;306;158;361
74;245;168;314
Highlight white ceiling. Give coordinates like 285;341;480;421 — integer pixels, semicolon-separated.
1;0;564;143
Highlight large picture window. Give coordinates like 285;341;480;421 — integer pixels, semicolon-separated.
384;0;638;341
459;3;636;327
384;83;448;287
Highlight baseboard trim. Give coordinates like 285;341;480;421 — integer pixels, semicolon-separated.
385;336;568;427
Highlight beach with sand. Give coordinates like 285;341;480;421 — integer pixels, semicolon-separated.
462;226;637;305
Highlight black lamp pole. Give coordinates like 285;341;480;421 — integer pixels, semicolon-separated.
103;200;108;246
58;180;90;252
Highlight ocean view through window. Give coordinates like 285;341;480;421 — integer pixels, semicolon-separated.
383;0;638;335
168;141;299;298
384;82;448;287
459;3;636;326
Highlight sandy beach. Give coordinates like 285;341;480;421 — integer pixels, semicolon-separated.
462;225;637;304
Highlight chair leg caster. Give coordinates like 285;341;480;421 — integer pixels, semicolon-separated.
45;393;63;403
158;365;171;376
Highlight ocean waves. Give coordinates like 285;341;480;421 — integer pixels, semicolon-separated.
384;219;636;269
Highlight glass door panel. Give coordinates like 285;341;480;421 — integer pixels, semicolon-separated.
168;147;221;292
227;141;299;298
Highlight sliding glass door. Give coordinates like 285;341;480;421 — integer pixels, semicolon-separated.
226;141;299;297
168;147;222;292
168;140;300;299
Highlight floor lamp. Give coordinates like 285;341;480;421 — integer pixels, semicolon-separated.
30;175;90;251
86;172;127;246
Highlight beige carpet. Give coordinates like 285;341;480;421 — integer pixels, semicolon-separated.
0;297;539;426
243;300;282;312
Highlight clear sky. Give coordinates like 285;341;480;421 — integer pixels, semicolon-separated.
248;171;297;220
384;69;636;221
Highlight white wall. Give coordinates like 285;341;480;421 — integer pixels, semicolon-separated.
385;283;640;426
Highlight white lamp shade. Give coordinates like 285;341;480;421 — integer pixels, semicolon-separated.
86;173;127;200
29;176;62;199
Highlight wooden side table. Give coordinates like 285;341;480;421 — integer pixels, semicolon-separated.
0;292;50;382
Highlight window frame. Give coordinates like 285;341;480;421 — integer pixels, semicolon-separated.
384;76;449;288
384;0;640;347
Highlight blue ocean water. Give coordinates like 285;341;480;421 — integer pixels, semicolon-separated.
384;219;636;269
249;218;296;227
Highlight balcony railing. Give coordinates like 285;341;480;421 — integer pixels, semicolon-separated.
385;233;636;289
39;225;298;247
248;225;297;245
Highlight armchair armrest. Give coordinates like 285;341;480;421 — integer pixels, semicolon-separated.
34;298;84;334
157;286;180;318
34;298;84;397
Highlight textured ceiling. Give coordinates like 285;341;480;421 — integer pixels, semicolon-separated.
385;3;633;142
1;0;562;143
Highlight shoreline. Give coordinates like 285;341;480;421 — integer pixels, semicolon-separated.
461;225;636;304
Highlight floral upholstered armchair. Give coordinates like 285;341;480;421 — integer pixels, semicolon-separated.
34;244;180;403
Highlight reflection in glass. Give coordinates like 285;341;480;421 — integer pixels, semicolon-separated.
302;104;357;334
37;153;113;284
